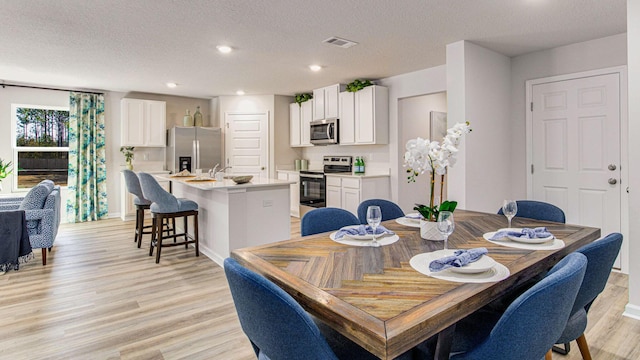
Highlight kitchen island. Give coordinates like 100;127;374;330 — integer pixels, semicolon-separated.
159;175;294;266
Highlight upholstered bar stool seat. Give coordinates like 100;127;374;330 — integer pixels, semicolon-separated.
122;170;173;248
138;172;199;264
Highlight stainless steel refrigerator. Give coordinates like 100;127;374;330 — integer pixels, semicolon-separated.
166;127;222;173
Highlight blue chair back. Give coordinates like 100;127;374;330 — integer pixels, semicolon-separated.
224;258;340;360
301;207;360;236
572;232;622;314
497;200;566;223
357;199;405;224
122;170;152;206
452;253;587;360
138;172;180;213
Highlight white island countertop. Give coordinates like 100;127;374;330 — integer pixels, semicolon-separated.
157;174;295;190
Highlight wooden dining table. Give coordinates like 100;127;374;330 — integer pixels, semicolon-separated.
230;210;601;360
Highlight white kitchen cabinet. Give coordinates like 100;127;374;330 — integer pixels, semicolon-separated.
120;171;170;221
121;98;166;147
325;175;390;216
339;91;355;145
300;100;313;146
313;84;344;120
354;85;389;145
289;103;301;146
277;171;301;217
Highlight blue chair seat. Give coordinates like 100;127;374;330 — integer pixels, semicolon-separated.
497;200;566;223
301;208;360;236
151;198;198;213
357;199;405;224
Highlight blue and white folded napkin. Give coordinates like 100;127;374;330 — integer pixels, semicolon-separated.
334;225;394;239
429;248;488;272
490;227;552;241
405;213;422;220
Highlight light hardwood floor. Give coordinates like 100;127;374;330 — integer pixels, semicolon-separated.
0;217;638;359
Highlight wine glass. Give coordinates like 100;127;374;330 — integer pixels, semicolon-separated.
502;200;518;229
366;205;382;247
437;211;455;250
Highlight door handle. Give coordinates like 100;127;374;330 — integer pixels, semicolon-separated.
261;166;265;170
608;164;617;171
608;178;617;185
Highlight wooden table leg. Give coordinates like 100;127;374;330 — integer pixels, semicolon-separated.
433;324;456;360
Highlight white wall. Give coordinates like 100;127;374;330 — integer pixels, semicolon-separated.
396;93;447;212
446;41;512;213
378;66;448;206
509;33;627;197
626;1;640;320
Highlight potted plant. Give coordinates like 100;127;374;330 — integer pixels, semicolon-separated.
120;146;135;170
346;79;373;92
295;93;313;106
403;122;471;240
0;159;12;191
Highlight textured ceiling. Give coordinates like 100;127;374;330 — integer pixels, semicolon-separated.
0;0;627;98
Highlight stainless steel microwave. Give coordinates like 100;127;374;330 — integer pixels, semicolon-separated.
310;118;339;145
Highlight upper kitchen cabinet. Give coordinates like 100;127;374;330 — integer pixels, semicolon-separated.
290;100;313;147
121;98;166;147
341;85;389;145
313;84;345;121
339;91;355;145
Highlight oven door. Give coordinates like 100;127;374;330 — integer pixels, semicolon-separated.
299;173;325;209
310;119;338;145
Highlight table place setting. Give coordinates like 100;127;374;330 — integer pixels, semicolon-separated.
409;247;510;283
329;224;399;247
394;212;422;228
483;227;565;250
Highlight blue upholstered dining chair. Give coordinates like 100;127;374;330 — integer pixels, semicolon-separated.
416;252;587;360
553;232;623;358
224;257;380;360
301;207;360;236
137;172;199;263
497;200;566;223
357;199;405;224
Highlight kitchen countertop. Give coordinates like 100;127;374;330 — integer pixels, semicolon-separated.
157;174;295;191
324;171;390;179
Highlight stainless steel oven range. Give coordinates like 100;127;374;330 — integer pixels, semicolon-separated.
299;156;352;216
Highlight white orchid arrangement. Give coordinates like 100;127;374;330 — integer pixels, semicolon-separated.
404;121;471;221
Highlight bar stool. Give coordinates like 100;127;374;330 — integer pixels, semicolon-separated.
138;172;199;263
122;170;174;248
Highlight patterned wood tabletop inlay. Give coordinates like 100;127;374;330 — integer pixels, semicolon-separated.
232;210;600;359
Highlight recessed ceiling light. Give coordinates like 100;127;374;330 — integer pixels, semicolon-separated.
309;64;322;72
217;45;233;54
166;82;177;88
236;90;245;96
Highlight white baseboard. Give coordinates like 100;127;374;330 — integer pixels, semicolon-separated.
623;303;640;321
198;245;225;268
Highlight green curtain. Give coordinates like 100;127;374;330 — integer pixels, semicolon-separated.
66;92;108;223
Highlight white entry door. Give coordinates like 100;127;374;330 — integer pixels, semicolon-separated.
225;112;269;178
531;72;622;265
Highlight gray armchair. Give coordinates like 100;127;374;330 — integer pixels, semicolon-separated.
0;180;61;265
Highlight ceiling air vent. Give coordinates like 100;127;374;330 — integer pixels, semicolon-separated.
322;36;358;49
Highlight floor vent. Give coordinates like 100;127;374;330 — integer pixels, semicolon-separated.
322;36;358;49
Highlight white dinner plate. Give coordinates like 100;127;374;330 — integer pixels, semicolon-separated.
409;250;510;283
338;225;391;241
395;215;421;228
448;254;497;274
507;234;555;244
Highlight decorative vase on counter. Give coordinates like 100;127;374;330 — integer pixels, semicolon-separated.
193;106;204;127
126;161;133;170
420;219;445;241
183;109;194;126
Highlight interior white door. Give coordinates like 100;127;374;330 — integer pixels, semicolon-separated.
532;73;621;264
225;112;269;178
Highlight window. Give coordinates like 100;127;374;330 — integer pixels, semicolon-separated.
12;104;69;189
